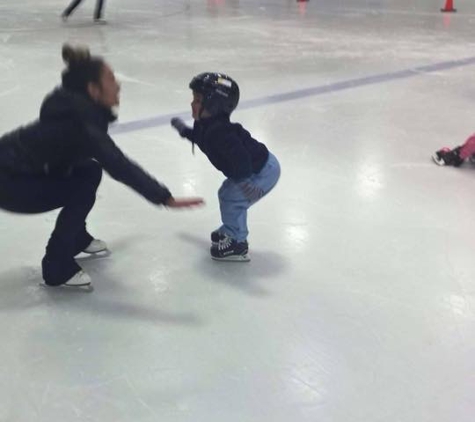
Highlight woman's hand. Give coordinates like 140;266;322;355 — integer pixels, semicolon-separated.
165;197;205;208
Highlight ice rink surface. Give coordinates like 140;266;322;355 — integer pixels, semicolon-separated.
1;0;475;421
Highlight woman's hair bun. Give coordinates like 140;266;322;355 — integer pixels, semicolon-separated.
62;43;91;66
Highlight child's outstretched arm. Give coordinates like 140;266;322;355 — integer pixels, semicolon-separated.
171;117;196;154
171;118;193;139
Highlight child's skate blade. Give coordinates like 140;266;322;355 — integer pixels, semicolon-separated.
212;253;250;262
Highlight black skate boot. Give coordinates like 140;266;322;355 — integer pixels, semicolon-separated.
211;235;250;262
432;147;463;167
210;230;226;248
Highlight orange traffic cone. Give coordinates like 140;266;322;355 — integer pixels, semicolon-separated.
441;0;456;12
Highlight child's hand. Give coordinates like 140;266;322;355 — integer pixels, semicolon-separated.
165;196;205;208
170;117;190;138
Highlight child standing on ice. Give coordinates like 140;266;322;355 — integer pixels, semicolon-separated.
170;72;280;261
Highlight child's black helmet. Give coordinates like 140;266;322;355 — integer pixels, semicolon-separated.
189;72;240;116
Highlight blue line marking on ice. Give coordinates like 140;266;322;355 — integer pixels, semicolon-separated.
110;56;475;135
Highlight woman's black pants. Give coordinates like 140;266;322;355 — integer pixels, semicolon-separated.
0;160;102;285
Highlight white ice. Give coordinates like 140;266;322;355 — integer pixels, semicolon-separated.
1;0;475;421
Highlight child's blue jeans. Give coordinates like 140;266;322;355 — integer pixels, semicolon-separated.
217;152;280;242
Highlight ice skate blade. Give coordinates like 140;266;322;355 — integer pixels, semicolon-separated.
81;249;111;257
432;154;445;166
40;282;94;291
211;254;250;262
